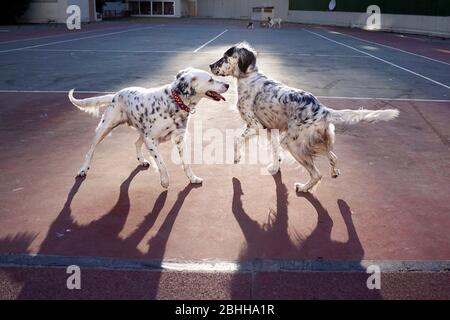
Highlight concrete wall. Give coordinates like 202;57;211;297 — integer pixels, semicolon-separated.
179;0;190;17
20;0;92;23
196;0;288;19
286;10;450;37
195;0;449;37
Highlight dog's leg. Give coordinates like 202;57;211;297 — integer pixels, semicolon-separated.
144;137;169;189
325;124;339;178
234;127;257;164
173;132;203;184
135;135;151;167
267;129;281;175
77;106;118;177
328;151;340;178
288;144;322;193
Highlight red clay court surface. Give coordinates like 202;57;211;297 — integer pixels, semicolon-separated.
0;20;449;299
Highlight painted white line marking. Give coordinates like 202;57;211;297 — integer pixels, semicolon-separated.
335;31;450;67
25;48;185;54
21;47;369;59
1;89;449;102
315;95;450;102
0;89;115;94
0;25;164;54
303;29;450;90
1;254;449;273
193;29;228;53
0;25;133;45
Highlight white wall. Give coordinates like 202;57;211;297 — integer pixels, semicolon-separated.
196;0;449;37
196;0;288;19
286;10;450;38
179;0;189;17
20;0;91;23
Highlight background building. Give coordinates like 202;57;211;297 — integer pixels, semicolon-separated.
20;0;97;23
16;0;450;37
192;0;449;37
124;0;196;17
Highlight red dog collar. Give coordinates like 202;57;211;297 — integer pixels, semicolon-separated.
171;89;193;113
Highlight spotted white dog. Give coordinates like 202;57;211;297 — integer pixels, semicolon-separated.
210;43;399;192
69;67;229;188
268;17;282;28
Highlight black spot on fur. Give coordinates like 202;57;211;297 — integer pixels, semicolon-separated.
225;47;235;57
238;47;256;73
311;103;320;113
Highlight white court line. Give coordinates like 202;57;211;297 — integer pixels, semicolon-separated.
0;25;164;54
0;25;132;45
303;29;450;90
25;48;185;54
22;47;370;59
193;29;228;53
333;30;450;67
1;89;449;102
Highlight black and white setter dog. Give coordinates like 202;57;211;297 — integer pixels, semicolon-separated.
210;42;399;192
69;68;229;188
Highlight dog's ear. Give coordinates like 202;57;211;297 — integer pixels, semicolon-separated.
175;67;192;80
174;77;188;96
237;46;257;73
174;75;195;97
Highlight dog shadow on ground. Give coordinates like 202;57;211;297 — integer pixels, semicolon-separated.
230;173;382;299
0;166;199;299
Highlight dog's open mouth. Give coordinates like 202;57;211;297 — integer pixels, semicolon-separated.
205;91;226;101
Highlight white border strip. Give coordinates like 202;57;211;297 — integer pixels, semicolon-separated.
0;89;449;102
303;29;450;90
1;254;449;273
333;30;450;67
193;29;228;53
0;25;132;45
21;47;370;58
0;25;164;54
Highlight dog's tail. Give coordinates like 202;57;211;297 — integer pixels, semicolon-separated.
68;89;115;117
328;108;399;125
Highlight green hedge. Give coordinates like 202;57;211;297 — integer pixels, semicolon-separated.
288;0;450;17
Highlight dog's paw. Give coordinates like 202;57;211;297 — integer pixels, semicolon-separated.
190;176;203;184
77;167;89;177
234;154;241;164
295;183;313;193
266;163;280;175
331;168;340;179
139;160;151;168
160;176;170;189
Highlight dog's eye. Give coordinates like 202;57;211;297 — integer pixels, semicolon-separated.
209;79;213;83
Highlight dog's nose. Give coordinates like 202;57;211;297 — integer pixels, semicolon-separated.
225;84;230;89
